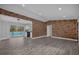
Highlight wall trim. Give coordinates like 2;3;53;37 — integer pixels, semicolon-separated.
51;36;77;41
32;35;48;39
32;35;77;42
0;37;10;41
0;35;77;42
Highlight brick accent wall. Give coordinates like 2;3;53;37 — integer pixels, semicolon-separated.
46;19;78;39
32;21;47;37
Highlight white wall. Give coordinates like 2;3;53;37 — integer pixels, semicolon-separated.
0;20;9;40
0;21;25;40
0;21;11;40
0;15;32;40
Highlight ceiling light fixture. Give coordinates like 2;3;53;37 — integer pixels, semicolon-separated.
58;8;62;11
22;4;25;7
63;16;66;18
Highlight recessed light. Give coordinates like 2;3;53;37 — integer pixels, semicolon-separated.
22;4;25;7
58;8;62;11
63;16;66;18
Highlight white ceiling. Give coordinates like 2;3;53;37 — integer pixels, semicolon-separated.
0;14;32;25
0;4;79;22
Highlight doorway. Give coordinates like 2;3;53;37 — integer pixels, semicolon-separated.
47;25;52;37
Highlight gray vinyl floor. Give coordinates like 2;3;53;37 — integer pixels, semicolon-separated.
0;37;79;55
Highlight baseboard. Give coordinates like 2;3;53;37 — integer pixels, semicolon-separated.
0;37;10;41
32;35;48;39
51;36;77;41
0;36;77;42
32;35;77;41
